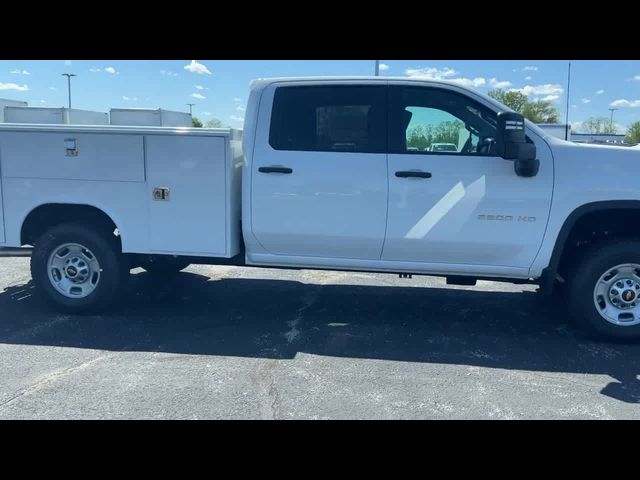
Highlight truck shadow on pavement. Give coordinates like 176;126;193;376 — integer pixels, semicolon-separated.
1;269;639;404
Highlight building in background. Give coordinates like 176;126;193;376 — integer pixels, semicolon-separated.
538;123;628;144
1;101;192;127
0;98;28;123
570;133;627;144
4;107;108;125
109;108;191;127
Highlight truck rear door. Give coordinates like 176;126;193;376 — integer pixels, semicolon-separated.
250;83;388;260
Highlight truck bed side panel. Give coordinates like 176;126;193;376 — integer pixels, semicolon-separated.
0;132;145;182
146;135;229;256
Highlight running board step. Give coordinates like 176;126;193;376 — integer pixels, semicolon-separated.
446;276;477;286
0;247;33;257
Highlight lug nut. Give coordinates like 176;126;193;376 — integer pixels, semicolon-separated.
611;289;618;295
616;282;624;288
627;280;633;286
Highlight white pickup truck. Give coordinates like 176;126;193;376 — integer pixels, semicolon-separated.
1;77;639;341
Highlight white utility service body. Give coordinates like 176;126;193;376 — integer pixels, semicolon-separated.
0;125;242;256
1;76;640;341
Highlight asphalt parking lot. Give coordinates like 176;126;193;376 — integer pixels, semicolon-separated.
1;256;639;419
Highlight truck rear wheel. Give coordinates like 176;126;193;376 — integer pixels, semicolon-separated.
30;223;128;313
141;256;190;275
567;239;640;342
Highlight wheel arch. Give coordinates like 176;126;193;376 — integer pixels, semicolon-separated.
20;203;124;250
542;200;640;291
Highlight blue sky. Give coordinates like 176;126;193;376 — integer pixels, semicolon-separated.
1;60;639;132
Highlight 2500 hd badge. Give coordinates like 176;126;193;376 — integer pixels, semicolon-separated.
478;215;537;222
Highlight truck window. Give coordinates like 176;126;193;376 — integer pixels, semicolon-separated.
388;86;499;156
269;85;387;153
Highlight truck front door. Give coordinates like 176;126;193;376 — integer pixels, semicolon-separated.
250;83;388;260
382;84;553;269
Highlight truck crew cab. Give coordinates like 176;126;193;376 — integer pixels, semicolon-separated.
1;77;639;341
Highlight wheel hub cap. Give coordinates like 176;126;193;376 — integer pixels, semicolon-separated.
47;243;101;299
594;264;640;326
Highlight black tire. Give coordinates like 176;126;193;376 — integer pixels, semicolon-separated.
141;256;190;276
567;239;640;342
30;223;128;314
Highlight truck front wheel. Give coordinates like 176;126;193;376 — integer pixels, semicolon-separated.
567;239;640;342
31;223;128;313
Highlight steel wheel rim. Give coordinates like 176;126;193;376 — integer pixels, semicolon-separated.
593;263;640;327
47;243;102;299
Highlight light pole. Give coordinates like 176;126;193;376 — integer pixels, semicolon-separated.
186;103;195;116
608;108;618;131
374;60;380;77
61;73;76;109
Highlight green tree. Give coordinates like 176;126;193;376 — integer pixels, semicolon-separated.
580;117;617;135
406;121;464;150
192;116;203;128
488;89;528;113
488;88;560;123
432;120;464;145
205;118;223;128
523;101;560;124
624;121;640;144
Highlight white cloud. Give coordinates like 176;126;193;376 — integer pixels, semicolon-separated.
160;70;178;77
610;99;640;108
202;111;212;116
122;96;138;101
230;115;244;122
405;66;486;89
379;63;390;71
581;98;591;104
184;60;211;75
0;82;29;91
540;95;560;103
522;66;538;71
236;104;246;112
525;76;532;81
512;84;564;97
195;85;206;90
596;89;604;95
48;86;57;91
405;67;457;79
64;60;72;66
90;67;118;74
489;78;512;89
450;77;486;88
191;92;206;99
40;100;46;104
634;75;640;81
572;105;578;109
233;97;242;102
10;69;30;75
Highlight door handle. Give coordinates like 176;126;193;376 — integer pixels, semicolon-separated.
259;166;293;174
395;170;432;179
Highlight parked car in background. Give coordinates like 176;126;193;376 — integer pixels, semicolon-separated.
429;143;458;152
